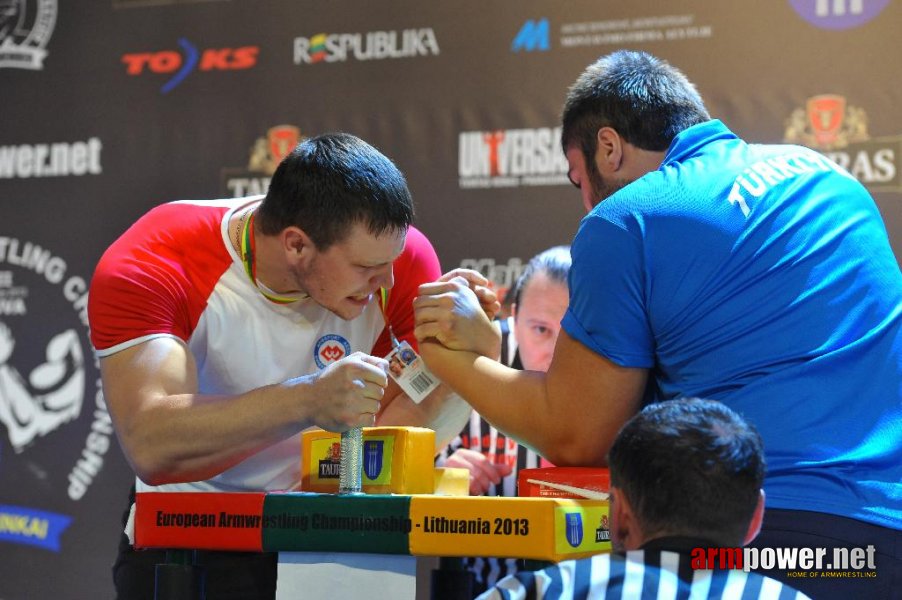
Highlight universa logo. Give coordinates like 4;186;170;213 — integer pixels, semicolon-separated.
293;28;439;65
512;18;550;52
787;0;890;30
221;125;305;197
0;0;57;70
458;126;569;189
784;94;902;191
121;38;259;94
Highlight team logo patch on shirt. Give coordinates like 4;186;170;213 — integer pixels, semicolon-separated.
314;334;351;368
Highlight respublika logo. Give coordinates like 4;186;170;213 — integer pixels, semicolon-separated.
122;39;259;94
221;125;306;197
293;28;439;65
458;127;569;189
512;18;550;52
0;138;103;179
788;0;890;30
784;94;902;191
0;0;56;70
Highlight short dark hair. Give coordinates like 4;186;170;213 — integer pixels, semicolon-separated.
257;132;414;249
513;245;571;308
561;50;710;163
608;398;765;546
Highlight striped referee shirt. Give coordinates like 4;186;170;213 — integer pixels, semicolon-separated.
477;538;811;600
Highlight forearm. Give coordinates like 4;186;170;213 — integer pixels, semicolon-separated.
377;382;472;452
419;344;566;458
419;337;644;466
112;380;314;486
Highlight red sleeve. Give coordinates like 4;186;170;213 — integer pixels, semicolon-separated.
88;202;232;354
371;225;442;357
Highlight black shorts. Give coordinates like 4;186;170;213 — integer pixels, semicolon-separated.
746;508;901;600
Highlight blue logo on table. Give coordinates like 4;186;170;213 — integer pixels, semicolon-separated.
565;512;583;548
788;0;889;30
364;440;384;479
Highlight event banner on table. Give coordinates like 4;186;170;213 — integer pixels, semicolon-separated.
135;492;611;562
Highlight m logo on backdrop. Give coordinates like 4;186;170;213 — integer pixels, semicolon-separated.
512;18;550;52
221;125;305;197
788;0;890;30
121;39;259;93
0;0;56;70
784;94;902;191
0;237;112;553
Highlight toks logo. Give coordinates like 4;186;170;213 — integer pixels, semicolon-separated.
458;127;569;189
784;94;902;191
122;38;258;94
221;125;306;197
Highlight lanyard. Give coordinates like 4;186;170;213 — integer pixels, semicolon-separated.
239;211;300;305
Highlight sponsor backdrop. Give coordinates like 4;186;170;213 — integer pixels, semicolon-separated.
1;0;899;597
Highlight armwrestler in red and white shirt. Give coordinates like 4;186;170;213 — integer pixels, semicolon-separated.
90;133;498;600
88;134;489;496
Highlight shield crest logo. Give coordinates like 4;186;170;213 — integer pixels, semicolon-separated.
565;512;583;548
807;95;846;147
267;126;302;170
364;440;384;479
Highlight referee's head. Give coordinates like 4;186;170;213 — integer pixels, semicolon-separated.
607;398;766;550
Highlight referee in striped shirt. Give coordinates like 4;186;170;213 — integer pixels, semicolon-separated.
478;399;810;600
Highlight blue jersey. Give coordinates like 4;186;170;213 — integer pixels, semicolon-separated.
563;120;902;529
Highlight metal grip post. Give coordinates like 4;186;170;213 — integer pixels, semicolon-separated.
339;426;363;494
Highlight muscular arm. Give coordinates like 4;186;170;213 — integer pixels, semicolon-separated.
417;330;647;466
101;337;385;486
376;378;472;452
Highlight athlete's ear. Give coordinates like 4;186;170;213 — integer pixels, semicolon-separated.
742;490;765;546
596;127;624;173
282;227;315;261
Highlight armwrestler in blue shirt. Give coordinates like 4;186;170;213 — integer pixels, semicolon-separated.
414;50;901;600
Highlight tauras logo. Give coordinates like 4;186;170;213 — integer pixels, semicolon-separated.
458;127;569;189
0;137;103;179
293;28;439;65
784;95;901;192
0;0;56;70
221;125;305;197
0;237;110;502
